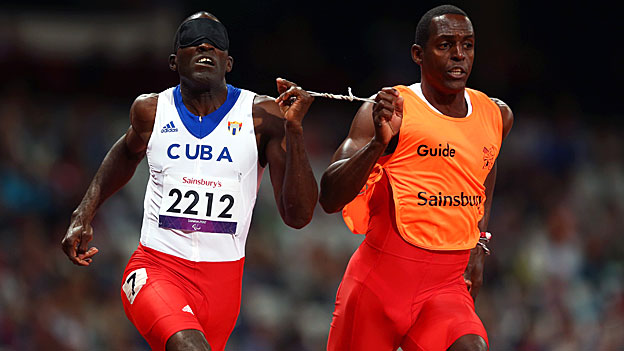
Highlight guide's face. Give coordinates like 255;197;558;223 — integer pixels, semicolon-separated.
417;14;475;94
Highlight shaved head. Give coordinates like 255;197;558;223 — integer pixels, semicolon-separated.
184;11;219;23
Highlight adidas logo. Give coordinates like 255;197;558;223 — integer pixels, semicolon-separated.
182;305;194;315
161;121;179;133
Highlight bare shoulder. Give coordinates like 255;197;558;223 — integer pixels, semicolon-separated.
330;101;376;162
131;93;159;123
490;97;510;110
252;94;283;120
253;94;277;105
351;101;375;135
489;97;513;119
252;94;285;136
490;97;514;140
251;94;283;166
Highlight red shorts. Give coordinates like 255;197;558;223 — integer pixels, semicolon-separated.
120;244;244;351
328;175;487;351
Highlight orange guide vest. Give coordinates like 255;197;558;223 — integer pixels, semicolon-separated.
343;85;503;250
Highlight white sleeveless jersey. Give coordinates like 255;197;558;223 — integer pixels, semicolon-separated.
139;85;263;262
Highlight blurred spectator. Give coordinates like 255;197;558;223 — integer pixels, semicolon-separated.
1;5;623;351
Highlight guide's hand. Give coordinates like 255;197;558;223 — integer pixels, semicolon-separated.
372;87;403;145
463;245;485;301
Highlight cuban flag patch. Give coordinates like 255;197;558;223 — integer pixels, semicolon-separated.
228;121;242;135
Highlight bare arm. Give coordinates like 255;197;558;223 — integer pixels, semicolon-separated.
254;78;318;229
319;88;403;213
478;162;497;232
478;98;514;231
61;94;157;266
464;98;514;300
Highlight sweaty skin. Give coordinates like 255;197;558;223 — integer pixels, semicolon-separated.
61;21;317;267
61;11;318;351
319;13;513;305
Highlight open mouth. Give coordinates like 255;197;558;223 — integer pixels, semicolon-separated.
448;68;466;78
196;57;215;66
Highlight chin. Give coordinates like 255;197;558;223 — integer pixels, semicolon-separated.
193;72;220;84
444;80;468;93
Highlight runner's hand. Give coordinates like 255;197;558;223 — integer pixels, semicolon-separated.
61;214;99;266
463;245;485;301
275;78;314;126
372;87;403;145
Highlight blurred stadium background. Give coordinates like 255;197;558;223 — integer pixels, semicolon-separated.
0;1;622;350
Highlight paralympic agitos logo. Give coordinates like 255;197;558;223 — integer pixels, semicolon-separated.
482;147;495;170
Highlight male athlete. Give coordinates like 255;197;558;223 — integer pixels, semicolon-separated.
61;12;318;351
319;5;513;351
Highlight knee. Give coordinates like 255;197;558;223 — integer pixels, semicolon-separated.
166;329;211;351
448;334;487;351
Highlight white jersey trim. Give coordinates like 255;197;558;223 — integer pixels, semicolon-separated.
408;83;473;117
139;86;261;262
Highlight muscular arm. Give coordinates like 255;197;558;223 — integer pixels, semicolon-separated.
478;162;497;232
254;79;318;229
61;94;157;266
464;98;514;300
479;98;514;231
319;88;403;213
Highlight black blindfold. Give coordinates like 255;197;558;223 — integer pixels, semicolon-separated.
173;18;229;52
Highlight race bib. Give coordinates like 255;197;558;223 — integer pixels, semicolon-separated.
122;268;147;304
158;174;241;234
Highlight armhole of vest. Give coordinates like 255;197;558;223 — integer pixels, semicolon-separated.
146;92;165;155
394;85;410;101
243;90;264;178
384;85;409;229
247;91;264;192
496;102;504;145
385;84;411;167
470;89;504;146
244;90;260;156
485;94;505;146
384;169;410;244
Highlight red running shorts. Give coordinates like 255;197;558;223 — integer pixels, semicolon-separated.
120;244;244;351
328;174;488;351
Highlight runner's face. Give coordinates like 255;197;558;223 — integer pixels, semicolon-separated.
420;14;474;94
174;42;232;85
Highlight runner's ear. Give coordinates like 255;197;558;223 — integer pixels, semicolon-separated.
169;54;178;71
226;56;233;73
411;44;423;65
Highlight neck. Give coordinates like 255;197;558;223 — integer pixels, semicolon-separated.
179;79;228;116
420;80;467;118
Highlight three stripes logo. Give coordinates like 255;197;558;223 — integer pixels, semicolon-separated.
161;121;178;133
